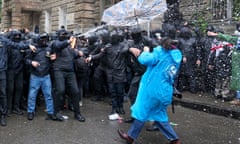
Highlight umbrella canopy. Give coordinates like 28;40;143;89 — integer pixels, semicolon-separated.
101;0;168;27
77;25;107;37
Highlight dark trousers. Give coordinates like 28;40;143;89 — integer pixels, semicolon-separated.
0;71;7;115
53;71;80;115
127;75;141;105
76;74;87;101
7;70;23;111
108;82;125;109
93;66;107;98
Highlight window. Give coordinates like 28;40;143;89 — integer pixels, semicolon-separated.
211;0;232;20
44;10;52;33
59;6;67;29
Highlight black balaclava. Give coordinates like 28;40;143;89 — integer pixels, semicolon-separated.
110;30;120;45
131;28;142;43
11;30;22;42
38;33;49;47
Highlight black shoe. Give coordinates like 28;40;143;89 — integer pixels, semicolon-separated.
27;112;34;120
46;114;57;121
74;114;85;122
124;117;134;123
55;113;64;121
0;115;7;126
12;108;24;115
118;107;125;114
222;96;234;102
146;124;159;131
215;95;222;99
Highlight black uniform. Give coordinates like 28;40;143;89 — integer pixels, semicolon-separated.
51;30;85;122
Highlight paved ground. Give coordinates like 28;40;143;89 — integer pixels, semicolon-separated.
0;95;239;144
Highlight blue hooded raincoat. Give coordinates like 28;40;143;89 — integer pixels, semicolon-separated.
131;46;182;122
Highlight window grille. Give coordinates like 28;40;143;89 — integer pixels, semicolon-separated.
211;0;232;20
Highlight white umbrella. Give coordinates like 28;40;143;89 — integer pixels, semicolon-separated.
101;0;167;27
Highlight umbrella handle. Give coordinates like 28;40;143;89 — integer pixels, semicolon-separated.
134;8;139;26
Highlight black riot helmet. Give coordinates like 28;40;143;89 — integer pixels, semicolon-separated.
96;29;110;45
130;27;142;43
39;32;49;47
34;33;49;47
57;29;69;41
179;27;192;39
86;34;98;46
10;30;22;42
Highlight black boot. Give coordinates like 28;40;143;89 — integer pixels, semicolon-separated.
27;112;34;120
0;115;7;126
74;113;86;122
118;107;125;114
54;113;65;121
46;114;57;121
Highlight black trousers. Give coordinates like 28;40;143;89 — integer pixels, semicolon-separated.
93;66;107;98
0;71;7;115
7;70;23;111
127;75;141;105
53;71;80;115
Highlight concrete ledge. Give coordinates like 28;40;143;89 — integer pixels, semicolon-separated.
174;98;240;120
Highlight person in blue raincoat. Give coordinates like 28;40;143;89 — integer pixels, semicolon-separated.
118;37;182;144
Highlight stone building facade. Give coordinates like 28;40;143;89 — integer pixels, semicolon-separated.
1;0;121;33
1;0;235;34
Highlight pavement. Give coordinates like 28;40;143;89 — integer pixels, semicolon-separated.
1;96;239;144
173;91;240;120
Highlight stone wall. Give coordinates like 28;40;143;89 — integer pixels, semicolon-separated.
2;0;41;31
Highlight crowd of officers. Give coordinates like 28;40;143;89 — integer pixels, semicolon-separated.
0;18;236;127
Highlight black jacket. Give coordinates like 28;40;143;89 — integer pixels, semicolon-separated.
7;46;25;73
25;45;52;77
51;40;80;72
0;36;30;71
125;37;158;77
91;42;129;83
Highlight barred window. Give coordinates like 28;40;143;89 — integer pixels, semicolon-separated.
211;0;232;20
